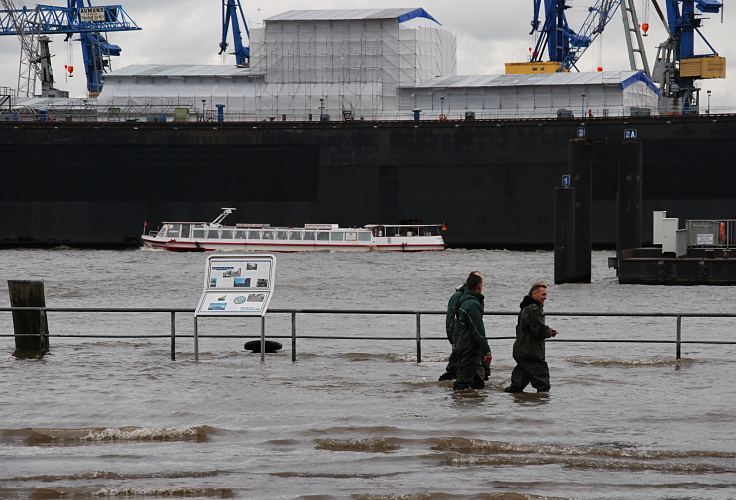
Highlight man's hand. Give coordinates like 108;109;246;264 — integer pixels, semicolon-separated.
550;329;558;337
483;353;493;364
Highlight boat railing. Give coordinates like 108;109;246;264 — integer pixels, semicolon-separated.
2;307;734;364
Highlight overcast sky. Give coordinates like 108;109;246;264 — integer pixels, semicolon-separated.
1;0;734;108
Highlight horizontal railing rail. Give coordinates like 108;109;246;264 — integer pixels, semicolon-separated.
2;307;735;363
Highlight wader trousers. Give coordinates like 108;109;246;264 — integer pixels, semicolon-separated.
439;347;459;380
452;343;485;390
508;357;550;392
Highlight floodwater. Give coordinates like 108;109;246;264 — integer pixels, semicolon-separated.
0;249;734;499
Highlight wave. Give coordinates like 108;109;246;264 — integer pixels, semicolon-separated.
0;425;213;446
315;438;401;453
351;494;553;500
93;487;234;497
337;352;431;362
446;454;736;474
5;470;225;483
566;356;696;368
430;437;736;460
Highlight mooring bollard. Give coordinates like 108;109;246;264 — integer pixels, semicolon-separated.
8;280;50;358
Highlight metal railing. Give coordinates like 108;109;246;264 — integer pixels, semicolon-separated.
686;219;735;249
2;307;735;364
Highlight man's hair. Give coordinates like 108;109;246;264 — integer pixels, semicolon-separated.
466;271;481;283
529;282;548;295
467;273;483;291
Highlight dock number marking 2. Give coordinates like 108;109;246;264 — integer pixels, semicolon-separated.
577;127;586;138
624;129;638;140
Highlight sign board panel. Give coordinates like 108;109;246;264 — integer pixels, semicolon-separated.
697;233;715;245
195;254;276;317
624;128;638;140
80;7;106;22
576;127;586;138
561;175;571;188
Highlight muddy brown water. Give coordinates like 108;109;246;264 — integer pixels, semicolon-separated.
1;249;734;499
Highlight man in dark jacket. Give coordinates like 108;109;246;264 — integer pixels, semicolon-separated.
438;271;481;381
452;273;492;391
504;282;558;393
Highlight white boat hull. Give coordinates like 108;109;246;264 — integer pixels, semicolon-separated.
141;236;444;253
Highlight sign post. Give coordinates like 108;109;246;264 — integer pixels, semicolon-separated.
194;254;276;362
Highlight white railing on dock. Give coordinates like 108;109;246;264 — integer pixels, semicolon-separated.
686;219;735;249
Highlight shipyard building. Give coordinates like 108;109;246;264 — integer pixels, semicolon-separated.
98;8;659;120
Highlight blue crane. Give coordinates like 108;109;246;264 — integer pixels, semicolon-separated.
530;0;623;71
0;0;140;95
650;0;724;112
219;0;250;67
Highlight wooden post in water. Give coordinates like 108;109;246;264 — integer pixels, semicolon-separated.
8;280;49;357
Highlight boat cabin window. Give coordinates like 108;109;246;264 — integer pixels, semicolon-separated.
158;227;167;238
181;224;191;238
358;231;372;242
276;231;288;240
235;230;247;239
167;224;181;238
330;232;344;241
317;232;329;241
303;232;315;241
248;231;261;239
192;229;205;239
263;231;274;240
290;231;302;240
345;232;357;242
207;229;219;239
221;230;233;239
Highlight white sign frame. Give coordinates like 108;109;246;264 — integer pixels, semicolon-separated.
195;254;276;317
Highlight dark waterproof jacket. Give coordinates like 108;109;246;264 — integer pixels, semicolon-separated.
513;295;553;361
445;284;466;343
453;290;491;355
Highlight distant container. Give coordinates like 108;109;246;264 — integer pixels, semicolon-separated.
38;109;48;123
464;111;475;120
505;61;563;74
630;107;651;117
174;107;190;122
556;108;574;119
679;56;726;79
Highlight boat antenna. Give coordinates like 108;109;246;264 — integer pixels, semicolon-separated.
211;207;237;226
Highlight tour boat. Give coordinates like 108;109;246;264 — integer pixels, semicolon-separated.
141;208;446;252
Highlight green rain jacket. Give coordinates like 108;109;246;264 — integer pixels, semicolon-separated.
453;290;491;355
513;295;554;361
445;284;466;343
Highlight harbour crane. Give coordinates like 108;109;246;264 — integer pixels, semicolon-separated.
0;0;140;97
526;0;649;74
648;0;725;113
219;0;250;67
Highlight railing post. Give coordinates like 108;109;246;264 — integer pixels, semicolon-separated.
260;315;266;363
676;315;682;363
291;311;297;363
170;311;176;361
416;312;422;364
193;316;199;362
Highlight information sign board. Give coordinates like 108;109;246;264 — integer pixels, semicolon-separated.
80;7;106;22
195;254;276;317
624;128;638;140
697;233;715;245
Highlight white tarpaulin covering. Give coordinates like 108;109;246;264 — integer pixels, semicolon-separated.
96;9;657;121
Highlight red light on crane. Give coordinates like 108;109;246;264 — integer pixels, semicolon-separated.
597;66;604;72
641;23;649;36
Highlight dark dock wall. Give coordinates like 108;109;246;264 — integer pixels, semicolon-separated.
1;116;735;247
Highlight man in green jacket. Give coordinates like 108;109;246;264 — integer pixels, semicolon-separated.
452;273;492;391
438;271;481;381
504;282;558;393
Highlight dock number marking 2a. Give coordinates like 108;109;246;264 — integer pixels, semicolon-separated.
624;129;638;140
577;127;586;138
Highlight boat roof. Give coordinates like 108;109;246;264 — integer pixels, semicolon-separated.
364;224;444;228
